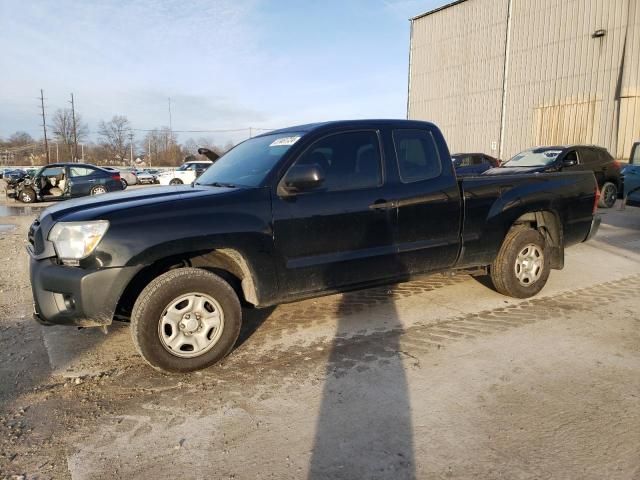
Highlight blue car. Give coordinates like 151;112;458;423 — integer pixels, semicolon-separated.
622;141;640;207
13;163;124;203
452;153;500;176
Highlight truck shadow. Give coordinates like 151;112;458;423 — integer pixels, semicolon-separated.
307;217;415;479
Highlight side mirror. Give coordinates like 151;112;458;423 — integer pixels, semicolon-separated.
562;158;578;167
282;164;325;194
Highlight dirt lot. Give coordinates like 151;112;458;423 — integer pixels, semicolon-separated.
1;185;639;479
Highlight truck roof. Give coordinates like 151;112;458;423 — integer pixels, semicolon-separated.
265;119;438;136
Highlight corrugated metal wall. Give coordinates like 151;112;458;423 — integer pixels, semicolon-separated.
409;0;640;161
407;0;509;155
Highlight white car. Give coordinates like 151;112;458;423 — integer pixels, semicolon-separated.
156;161;213;186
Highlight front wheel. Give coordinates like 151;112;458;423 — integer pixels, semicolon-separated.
598;181;617;208
19;188;36;203
490;228;550;298
169;178;183;185
131;268;242;373
121;179;128;189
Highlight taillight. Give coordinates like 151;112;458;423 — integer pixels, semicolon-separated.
593;181;600;214
111;173;121;181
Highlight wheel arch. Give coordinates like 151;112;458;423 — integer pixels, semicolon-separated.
115;248;260;320
508;210;564;269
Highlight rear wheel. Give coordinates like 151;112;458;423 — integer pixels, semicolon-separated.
490;228;550;298
19;188;36;203
121;179;128;189
598;181;617;208
90;185;108;195
131;268;242;373
169;178;183;185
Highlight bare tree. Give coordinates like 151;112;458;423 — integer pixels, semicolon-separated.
98;115;132;162
141;127;181;166
8;131;35;146
52;109;88;160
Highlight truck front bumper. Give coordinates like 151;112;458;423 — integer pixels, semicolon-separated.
30;256;141;327
584;215;601;242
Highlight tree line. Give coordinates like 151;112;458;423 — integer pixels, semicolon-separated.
1;111;235;167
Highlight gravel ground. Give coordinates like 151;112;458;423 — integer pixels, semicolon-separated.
1;182;639;480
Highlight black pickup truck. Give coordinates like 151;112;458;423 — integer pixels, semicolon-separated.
28;120;600;372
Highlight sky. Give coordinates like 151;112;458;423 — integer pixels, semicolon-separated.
0;0;446;146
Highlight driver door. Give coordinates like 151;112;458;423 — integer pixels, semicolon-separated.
272;129;401;297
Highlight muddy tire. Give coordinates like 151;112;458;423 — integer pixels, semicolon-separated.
169;178;183;185
490;228;550;298
598;181;617;209
19;188;36;203
131;268;242;373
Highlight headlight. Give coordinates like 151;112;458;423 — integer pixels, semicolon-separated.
48;221;109;263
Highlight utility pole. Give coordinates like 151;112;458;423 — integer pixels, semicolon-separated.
168;97;172;132
81;143;84;161
70;93;79;161
55;142;59;162
148;137;152;167
40;89;50;164
129;132;134;165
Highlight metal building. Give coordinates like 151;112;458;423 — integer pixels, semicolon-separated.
407;0;640;162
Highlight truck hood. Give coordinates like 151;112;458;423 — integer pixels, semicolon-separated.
40;185;238;222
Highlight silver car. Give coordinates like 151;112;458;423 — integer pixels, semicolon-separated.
103;167;138;188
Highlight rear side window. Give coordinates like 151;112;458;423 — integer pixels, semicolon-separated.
294;130;382;192
393;129;442;183
70;167;96;177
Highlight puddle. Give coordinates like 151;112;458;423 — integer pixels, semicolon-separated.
0;224;17;233
0;205;44;217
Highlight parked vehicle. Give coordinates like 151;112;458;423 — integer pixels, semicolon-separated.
621;141;640;207
451;153;500;176
156;160;213;185
133;169;157;185
28;120;600;373
14;163;123;203
3;169;28;186
485;145;621;208
102;167;137;189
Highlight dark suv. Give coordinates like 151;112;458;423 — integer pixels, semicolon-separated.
13;163;123;203
451;153;499;176
485;145;621;208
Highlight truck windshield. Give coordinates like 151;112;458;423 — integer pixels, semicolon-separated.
196;132;303;187
503;148;562;167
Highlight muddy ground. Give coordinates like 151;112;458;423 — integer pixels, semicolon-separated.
1;185;639;479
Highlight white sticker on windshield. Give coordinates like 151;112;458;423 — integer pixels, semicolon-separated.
270;136;301;147
545;150;562;157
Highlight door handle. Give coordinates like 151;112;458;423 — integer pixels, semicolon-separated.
369;199;396;210
88;179;96;183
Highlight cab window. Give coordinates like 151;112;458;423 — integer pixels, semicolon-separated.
393;129;442;183
292;130;382;192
